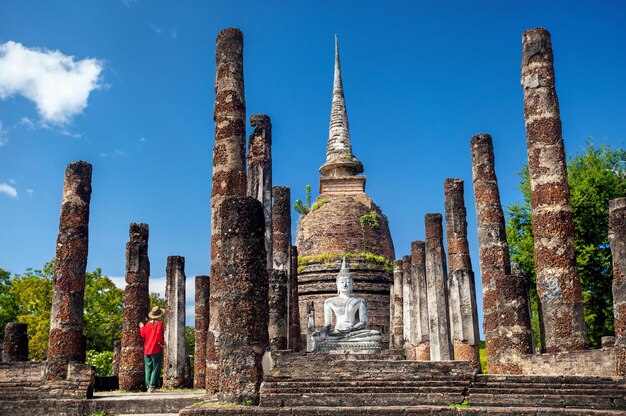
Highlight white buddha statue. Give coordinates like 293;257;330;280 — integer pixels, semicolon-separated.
310;259;381;353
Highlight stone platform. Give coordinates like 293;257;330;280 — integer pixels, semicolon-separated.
180;352;626;415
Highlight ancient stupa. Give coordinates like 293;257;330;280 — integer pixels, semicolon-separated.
296;36;395;345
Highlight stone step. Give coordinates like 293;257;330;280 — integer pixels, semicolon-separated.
262;385;467;394
470;386;625;395
179;404;626;415
87;390;212;415
466;393;625;410
259;391;465;407
471;381;625;389
476;374;624;384
263;379;470;388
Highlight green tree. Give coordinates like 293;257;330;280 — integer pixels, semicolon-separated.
9;261;55;360
84;268;125;352
5;261;125;359
0;268;18;336
507;141;626;348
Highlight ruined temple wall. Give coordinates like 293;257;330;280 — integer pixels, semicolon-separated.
518;348;620;377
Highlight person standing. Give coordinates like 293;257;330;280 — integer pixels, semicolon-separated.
139;306;165;393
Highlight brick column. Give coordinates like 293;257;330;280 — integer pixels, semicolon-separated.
208;27;247;394
111;340;121;376
247;114;273;272
47;161;92;380
444;178;480;371
287;245;302;351
194;275;210;389
269;186;291;350
3;323;28;362
610;198;626;347
402;254;413;351
119;223;150;391
411;241;430;360
218;196;269;404
521;28;588;352
390;260;404;351
165;256;187;388
471;133;533;373
425;213;453;360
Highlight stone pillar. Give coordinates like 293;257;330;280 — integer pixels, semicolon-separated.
390;260;404;350
119;222;150;391
111;340;121;376
269;186;291;350
306;301;315;352
208;27;247;394
424;213;453;361
411;241;430;360
165;256;187;389
402;255;414;355
610;198;626;347
3;323;28;362
194;275;210;389
247;114;273;273
521;28;588;352
471;133;533;373
47;161;92;380
272;186;291;272
444;178;480;371
288;245;302;351
218;196;268;404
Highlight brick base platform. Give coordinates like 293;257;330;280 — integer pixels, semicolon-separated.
181;352;626;415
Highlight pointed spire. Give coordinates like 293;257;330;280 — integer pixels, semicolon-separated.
320;35;363;177
337;257;351;278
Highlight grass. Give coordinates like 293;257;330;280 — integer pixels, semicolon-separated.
298;252;393;273
479;340;488;373
449;399;470;408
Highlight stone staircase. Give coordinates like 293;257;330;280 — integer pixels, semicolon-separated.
466;374;626;410
179;352;626;415
260;353;473;408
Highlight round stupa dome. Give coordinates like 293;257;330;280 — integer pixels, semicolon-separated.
295;193;395;260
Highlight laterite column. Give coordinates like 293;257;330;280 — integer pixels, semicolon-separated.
165;256;187;388
610;198;626;347
218;196;269;404
208;27;247;393
471;133;533;373
119;223;150;390
47;161;92;380
521;28;588;352
194;275;210;389
390;260;404;350
444;178;480;371
425;214;453;360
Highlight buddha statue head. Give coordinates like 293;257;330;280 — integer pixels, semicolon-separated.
336;258;353;296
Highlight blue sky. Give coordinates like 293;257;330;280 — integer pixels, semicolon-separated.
1;1;625;329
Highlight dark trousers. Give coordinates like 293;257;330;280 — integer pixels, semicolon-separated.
144;350;163;388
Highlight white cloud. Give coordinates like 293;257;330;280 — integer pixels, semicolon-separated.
8;178;16;185
0;41;103;125
18;116;35;130
139;137;146;143
99;152;108;158
0;182;17;198
121;0;138;7
170;29;178;41
0;120;8;146
26;189;34;198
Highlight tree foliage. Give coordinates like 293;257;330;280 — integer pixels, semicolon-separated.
1;260;124;360
506;140;626;348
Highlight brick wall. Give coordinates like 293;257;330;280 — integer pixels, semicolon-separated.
520;348;619;377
